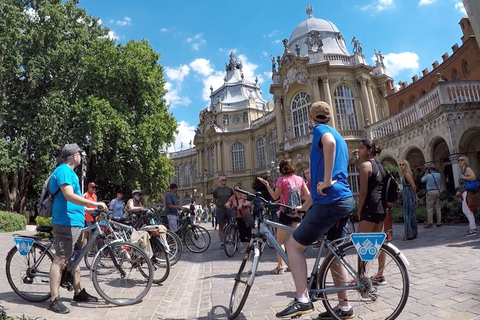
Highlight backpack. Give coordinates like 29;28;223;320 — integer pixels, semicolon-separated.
287;180;302;208
374;160;399;209
37;175;61;218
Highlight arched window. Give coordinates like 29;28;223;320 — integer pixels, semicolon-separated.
420;89;426;96
208;148;215;175
334;86;358;130
256;137;266;168
463;60;471;76
409;95;416;104
347;164;360;194
291;92;311;138
268;130;277;163
452;68;460;81
183;164;191;185
399;101;405;111
231;142;245;171
173;165;180;185
192;162;197;183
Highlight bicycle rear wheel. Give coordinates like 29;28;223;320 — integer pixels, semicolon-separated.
165;230;182;265
91;241;154;306
150;237;170;284
185;226;211;253
224;224;239;257
228;241;262;319
5;243;53;302
318;241;409;320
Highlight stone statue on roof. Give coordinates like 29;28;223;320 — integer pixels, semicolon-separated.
282;39;290;53
271;55;276;73
306;3;313;18
351;37;362;54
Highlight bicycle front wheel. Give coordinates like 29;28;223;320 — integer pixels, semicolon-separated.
91;241;154;306
185;226;211;253
6;243;53;302
318;241;409;320
224;224;239;257
228;242;262;319
150;237;170;284
166;230;183;265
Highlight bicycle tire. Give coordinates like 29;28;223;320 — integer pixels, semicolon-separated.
91;241;154;306
224;224;239;257
6;242;54;302
185;226;211;253
318;241;409;320
150;237;170;284
228;242;262;319
166;230;182;265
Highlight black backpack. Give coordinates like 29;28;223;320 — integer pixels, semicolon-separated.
37;175;61;218
376;161;399;209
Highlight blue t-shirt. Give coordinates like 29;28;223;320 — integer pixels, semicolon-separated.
109;199;125;218
49;163;85;227
421;172;441;191
165;192;179;216
310;124;353;204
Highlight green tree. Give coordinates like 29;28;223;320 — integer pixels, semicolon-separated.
0;0;177;213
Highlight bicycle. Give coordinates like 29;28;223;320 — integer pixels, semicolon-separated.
223;218;240;257
6;209;154;306
228;187;410;320
161;211;211;253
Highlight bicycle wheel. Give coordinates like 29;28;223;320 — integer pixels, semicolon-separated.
224;224;239;257
228;241;263;319
84;236;114;270
150;237;170;284
6;243;53;302
318;241;409;320
185;226;211;253
91;241;154;306
165;230;183;266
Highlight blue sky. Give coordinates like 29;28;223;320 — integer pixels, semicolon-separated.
78;0;467;151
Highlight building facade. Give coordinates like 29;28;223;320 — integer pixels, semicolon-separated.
167;5;480;206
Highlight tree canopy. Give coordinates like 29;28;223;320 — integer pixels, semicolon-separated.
0;0;177;213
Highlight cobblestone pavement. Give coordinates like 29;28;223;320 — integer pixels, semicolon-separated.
1;222;480;320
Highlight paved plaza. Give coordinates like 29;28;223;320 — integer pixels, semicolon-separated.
1;222;480;320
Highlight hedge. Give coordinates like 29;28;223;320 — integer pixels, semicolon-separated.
0;211;27;233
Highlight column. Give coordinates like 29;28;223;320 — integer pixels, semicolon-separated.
321;75;336;129
311;77;321;101
274;97;284;143
358;76;373;127
367;83;378;123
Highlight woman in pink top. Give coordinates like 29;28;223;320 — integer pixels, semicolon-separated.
258;158;310;274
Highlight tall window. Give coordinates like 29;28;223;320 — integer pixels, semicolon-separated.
183;164;190;185
291;92;311;138
173;165;179;185
256;137;266;168
334;86;358;130
268;130;277;163
231;142;245;171
452;68;460;81
347;164;360;194
192;162;197;183
208;148;215;175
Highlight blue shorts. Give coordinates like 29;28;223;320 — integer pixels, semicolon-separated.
293;197;354;246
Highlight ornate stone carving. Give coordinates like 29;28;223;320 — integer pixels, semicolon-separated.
283;67;310;93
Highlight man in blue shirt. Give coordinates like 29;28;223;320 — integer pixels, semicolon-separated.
48;143;107;314
421;164;442;227
165;183;184;232
276;101;355;319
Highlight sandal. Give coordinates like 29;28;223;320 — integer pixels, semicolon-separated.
271;266;285;275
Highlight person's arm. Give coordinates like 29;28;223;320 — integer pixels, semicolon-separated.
300;182;310;200
298;194;312;213
60;185;107;210
461;167;477;181
357;161;371;219
420;174;428;183
257;177;282;200
166;194;183;211
317;132;337;196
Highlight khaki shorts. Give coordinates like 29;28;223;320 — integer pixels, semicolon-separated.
53;224;83;258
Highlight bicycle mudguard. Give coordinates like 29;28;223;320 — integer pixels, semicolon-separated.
385;242;410;266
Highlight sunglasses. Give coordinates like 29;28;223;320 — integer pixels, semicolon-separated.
220;179;227;181
458;159;465;162
399;163;405;166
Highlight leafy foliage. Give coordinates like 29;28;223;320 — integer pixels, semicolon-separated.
0;0;177;213
0;211;27;232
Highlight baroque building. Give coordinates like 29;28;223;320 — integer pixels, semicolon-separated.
167;5;480;206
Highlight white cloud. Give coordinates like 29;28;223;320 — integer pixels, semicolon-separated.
107;30;119;40
160;28;168;33
164;82;191;107
381;52;419;77
262;51;268;57
186;33;206;50
168;121;196;152
360;0;394;12
165;65;190;82
201;72;225;101
455;1;466;15
116;17;132;26
418;0;437;5
190;59;214;77
237;54;264;85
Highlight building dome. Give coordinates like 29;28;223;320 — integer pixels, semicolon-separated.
288;5;349;57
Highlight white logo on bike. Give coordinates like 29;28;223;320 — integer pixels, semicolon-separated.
350;233;386;261
14;237;34;256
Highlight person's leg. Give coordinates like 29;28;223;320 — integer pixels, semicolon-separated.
434;191;442;225
425;191;434;226
285;237;309;298
275;228;288;271
462;192;477;230
167;215;178;232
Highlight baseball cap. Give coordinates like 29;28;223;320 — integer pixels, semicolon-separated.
310;101;331;121
61;143;83;159
88;182;96;188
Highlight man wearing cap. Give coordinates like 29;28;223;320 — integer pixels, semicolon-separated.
212;176;233;249
276;101;355;319
165;183;184;232
48;143;107;314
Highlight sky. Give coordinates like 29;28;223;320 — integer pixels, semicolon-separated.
77;0;467;152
